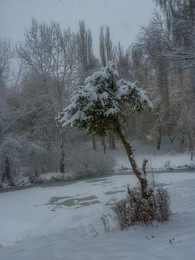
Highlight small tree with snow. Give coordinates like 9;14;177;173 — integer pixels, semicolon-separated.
57;63;153;198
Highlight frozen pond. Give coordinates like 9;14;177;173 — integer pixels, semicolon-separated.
0;171;195;260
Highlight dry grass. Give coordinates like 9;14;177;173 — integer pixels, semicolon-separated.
113;187;171;230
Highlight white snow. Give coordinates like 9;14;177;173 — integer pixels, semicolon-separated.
85;71;108;85
113;142;195;173
0;162;195;259
58;63;153;130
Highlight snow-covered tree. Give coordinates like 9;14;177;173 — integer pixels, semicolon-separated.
57;63;153;198
131;1;195;152
17;19;78;173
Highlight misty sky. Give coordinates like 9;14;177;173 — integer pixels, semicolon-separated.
0;0;156;54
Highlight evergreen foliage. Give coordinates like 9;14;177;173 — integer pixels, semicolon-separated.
57;63;152;137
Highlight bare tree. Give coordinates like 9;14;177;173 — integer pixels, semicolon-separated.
17;19;78;172
131;2;195;152
154;0;195;84
116;42;132;80
77;21;99;150
0;39;23;184
132;14;171;149
99;26;116;66
77;20;98;84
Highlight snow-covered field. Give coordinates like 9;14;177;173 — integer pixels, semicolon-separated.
0;168;195;260
113;142;195;172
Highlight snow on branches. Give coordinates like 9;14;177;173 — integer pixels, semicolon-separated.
57;63;153;136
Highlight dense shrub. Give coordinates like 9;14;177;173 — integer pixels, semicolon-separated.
65;142;115;177
113;188;171;230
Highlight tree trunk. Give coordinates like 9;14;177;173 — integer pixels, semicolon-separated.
60;134;65;173
190;146;194;161
157;126;162;150
101;137;107;154
180;130;185;151
60;146;65;173
4;155;14;185
92;136;96;150
115;120;150;198
188;130;194;161
109;132;115;150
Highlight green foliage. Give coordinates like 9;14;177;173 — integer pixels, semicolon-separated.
57;63;152;137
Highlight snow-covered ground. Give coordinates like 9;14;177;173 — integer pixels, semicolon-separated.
0;168;195;260
113;142;195;172
0;141;195;188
